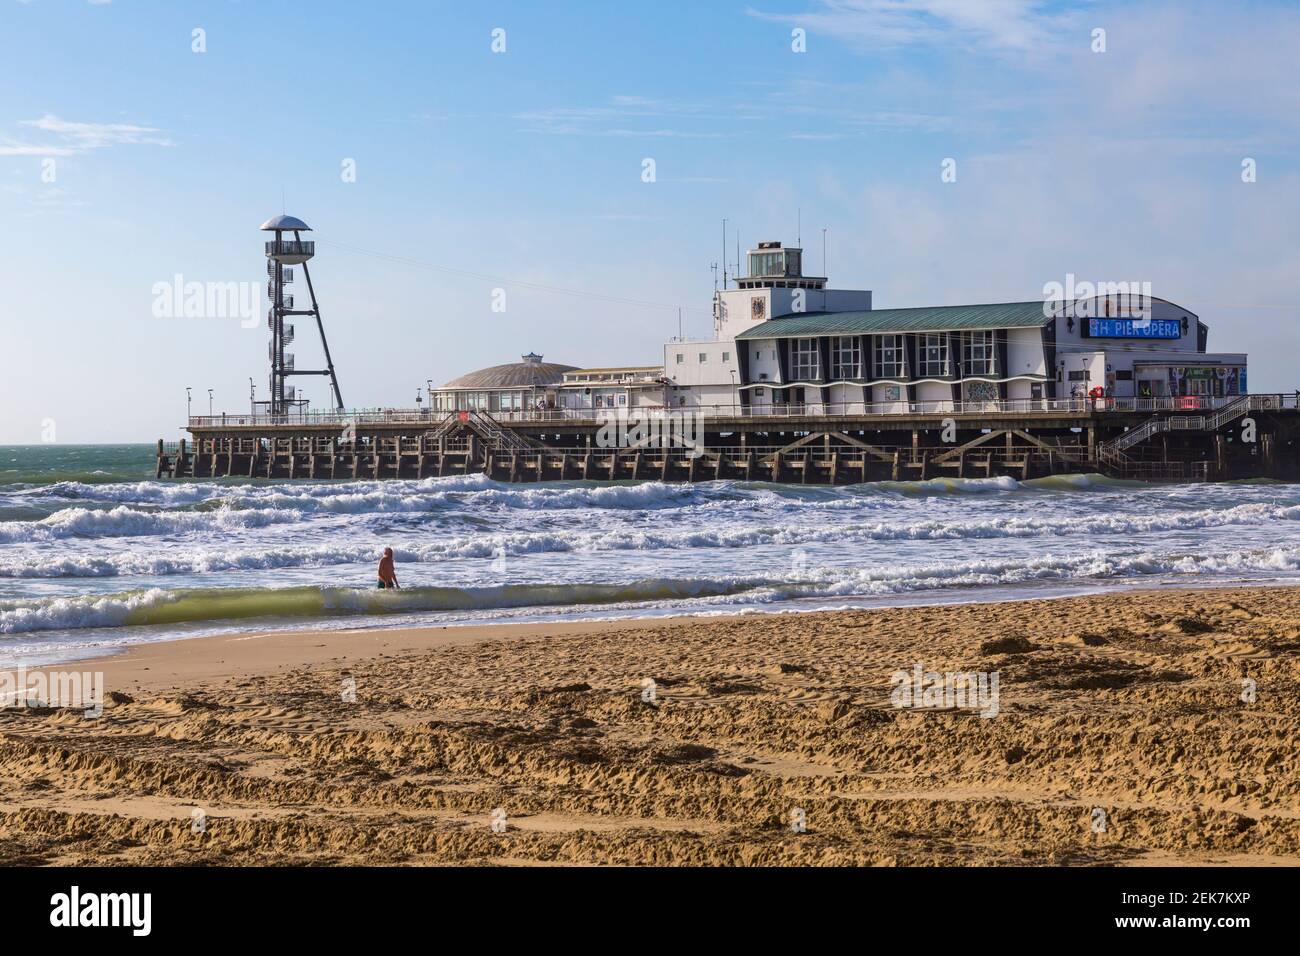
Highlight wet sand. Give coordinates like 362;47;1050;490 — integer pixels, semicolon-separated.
2;586;1298;866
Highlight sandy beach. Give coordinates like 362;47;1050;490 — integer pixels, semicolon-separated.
2;586;1299;866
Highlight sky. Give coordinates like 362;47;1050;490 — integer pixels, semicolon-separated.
1;0;1298;442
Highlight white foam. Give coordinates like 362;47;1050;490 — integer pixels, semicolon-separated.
1;499;1295;577
0;503;304;543
0;588;177;634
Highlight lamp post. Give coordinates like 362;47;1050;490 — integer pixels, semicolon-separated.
208;388;214;416
415;387;423;418
186;387;192;422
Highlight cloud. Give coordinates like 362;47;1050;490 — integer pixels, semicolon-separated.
747;0;1084;53
514;96;737;138
0;114;173;158
19;114;173;148
0;144;76;156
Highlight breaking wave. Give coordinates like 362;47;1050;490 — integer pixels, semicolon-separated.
0;579;770;634
1;501;1296;576
0;504;304;543
5;544;1300;635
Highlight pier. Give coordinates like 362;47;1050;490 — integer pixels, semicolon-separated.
162;215;1291;486
159;393;1300;484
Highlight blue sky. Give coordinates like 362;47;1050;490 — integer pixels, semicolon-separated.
2;0;1298;441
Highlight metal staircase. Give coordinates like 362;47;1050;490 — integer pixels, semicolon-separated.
1096;395;1263;477
430;410;534;452
467;410;535;452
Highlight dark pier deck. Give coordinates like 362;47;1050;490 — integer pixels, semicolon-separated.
159;395;1300;484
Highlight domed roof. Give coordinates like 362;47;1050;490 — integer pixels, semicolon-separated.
260;214;312;232
442;353;577;389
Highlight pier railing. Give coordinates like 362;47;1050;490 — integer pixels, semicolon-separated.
186;393;1297;430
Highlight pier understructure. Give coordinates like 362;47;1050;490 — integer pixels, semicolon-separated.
161;395;1300;484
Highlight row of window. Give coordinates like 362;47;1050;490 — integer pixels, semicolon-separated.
675;351;732;364
436;391;527;413
436;390;635;413
781;332;996;380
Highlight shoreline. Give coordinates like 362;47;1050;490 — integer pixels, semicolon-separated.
43;614;707;696
5;584;1299;866
22;574;1292;687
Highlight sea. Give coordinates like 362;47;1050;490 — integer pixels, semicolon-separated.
2;443;1298;667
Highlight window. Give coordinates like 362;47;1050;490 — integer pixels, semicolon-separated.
722;351;730;363
676;353;684;365
791;338;820;380
830;336;860;379
919;333;948;377
874;334;905;378
749;250;788;277
1068;370;1089;382
699;353;707;363
962;331;996;376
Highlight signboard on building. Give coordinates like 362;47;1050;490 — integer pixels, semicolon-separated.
1085;317;1182;339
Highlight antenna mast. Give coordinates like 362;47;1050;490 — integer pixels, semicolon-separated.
721;218;728;290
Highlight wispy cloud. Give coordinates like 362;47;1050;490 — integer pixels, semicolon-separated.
747;0;1084;53
24;186;89;216
513;96;735;138
0;113;172;158
20;114;173;148
0;143;76;156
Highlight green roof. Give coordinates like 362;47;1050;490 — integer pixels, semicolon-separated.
735;301;1050;339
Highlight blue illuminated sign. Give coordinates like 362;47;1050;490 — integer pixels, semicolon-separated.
1086;317;1182;339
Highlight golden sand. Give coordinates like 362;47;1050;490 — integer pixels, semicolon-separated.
2;586;1298;866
